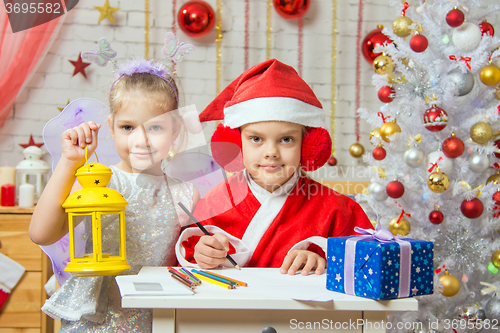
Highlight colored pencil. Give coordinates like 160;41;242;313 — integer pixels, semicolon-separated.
167;266;196;284
168;268;196;287
192;272;236;289
200;270;248;287
180;267;202;285
171;274;195;291
192;269;239;287
178;202;241;270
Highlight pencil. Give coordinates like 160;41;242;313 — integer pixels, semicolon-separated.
192;272;236;289
200;270;248;287
192;269;239;287
178;202;241;270
171;274;195;291
168;268;196;287
167;266;197;284
180;267;202;285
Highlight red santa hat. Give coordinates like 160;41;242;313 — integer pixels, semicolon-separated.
0;253;25;310
200;59;331;172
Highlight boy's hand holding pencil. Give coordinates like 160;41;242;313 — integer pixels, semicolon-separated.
194;234;233;269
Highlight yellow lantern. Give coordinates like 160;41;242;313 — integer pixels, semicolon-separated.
63;150;129;276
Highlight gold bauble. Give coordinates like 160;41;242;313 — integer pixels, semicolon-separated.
369;128;381;145
389;216;411;236
492;250;500;268
487;171;500;185
491;250;500;268
479;64;500;86
373;55;394;75
380;120;402;142
349;142;365;158
392;16;413;37
470;122;493;144
427;171;450;193
438;270;460;297
495;86;500;101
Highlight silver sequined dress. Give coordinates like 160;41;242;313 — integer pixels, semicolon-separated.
42;166;193;332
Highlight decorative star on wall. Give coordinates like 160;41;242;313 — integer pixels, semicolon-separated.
94;0;120;24
58;99;70;112
69;53;91;78
19;134;44;148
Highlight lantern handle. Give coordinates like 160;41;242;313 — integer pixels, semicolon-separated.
84;144;99;165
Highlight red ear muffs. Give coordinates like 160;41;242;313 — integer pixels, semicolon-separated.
211;124;331;173
210;123;245;172
300;127;332;171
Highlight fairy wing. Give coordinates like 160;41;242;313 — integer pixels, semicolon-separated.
41;98;120;285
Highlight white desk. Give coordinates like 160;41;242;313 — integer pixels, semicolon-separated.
121;267;418;333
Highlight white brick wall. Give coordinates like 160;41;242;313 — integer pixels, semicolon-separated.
1;0;498;181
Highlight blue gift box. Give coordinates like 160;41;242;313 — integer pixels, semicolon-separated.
326;236;434;300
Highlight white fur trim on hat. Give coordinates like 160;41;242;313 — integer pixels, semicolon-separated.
223;97;326;129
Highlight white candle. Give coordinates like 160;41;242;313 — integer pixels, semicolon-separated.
0;166;16;187
18;183;35;207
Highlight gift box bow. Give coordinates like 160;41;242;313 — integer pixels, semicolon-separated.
343;224;412;298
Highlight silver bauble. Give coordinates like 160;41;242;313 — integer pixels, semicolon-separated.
448;68;474;96
485;297;500;320
476;309;487;321
404;146;426;168
367;182;388;202
469;152;490;173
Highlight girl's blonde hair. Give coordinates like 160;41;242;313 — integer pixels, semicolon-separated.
108;72;187;153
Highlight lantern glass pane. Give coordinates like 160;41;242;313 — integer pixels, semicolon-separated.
100;213;121;258
74;215;92;259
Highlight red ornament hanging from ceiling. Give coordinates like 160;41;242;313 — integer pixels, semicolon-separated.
273;0;310;20
178;0;216;38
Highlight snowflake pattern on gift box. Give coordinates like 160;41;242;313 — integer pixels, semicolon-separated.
326;237;434;300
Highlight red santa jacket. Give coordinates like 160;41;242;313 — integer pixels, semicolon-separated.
177;171;373;268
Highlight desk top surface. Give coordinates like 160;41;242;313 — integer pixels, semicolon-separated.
121;267;418;312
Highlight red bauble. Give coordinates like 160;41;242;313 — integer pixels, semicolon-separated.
178;1;216;37
442;135;465;158
378;86;395;103
494;139;500;158
386;180;405;199
327;156;337;166
273;0;310;20
493;191;500;205
429;210;444;224
423;106;448;132
479;21;495;36
372;146;387;160
361;26;392;64
446;8;465;28
460;198;484;219
410;34;428;53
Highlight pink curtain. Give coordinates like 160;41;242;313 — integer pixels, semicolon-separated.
0;3;64;127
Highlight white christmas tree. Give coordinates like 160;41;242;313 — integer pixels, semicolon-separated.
356;0;500;331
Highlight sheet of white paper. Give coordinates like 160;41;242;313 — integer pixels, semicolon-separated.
115;275;194;297
216;267;334;301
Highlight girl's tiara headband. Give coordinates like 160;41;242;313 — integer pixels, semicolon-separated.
82;33;195;106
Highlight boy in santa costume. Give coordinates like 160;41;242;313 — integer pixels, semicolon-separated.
175;59;373;275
